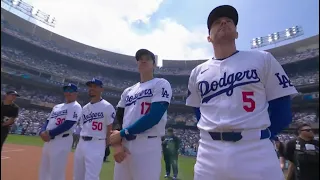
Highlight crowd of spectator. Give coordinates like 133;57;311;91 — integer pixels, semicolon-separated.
1;45;319;96
2;82;319;127
1;19;320;77
1;19;319;157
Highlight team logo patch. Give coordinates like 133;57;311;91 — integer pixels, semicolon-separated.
200;69;261;103
161;88;170;98
275;73;293;88
73;112;78;119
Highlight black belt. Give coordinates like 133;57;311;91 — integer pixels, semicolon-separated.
51;133;69;140
208;129;270;142
81;136;105;141
126;135;157;141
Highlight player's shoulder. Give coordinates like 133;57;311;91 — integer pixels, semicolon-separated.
239;50;273;60
100;99;114;108
64;101;82;111
122;83;139;94
82;102;91;109
190;59;212;76
53;103;65;109
153;78;171;85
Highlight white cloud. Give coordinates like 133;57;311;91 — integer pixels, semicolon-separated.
27;0;211;60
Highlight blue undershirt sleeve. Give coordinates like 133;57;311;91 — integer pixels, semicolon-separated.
39;120;49;134
193;107;201;122
120;102;169;137
268;95;292;138
48;120;76;137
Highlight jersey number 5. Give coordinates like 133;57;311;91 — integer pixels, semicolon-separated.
140;102;151;115
242;91;255;112
92;121;103;131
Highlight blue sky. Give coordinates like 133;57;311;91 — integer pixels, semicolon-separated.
2;0;319;61
138;0;319;50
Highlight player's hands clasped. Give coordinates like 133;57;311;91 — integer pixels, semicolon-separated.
112;144;130;163
110;130;122;145
40;131;51;142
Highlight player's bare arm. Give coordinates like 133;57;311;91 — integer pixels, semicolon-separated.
112;107;124;131
106;124;113;145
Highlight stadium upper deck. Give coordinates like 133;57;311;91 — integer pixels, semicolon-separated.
1;8;319;76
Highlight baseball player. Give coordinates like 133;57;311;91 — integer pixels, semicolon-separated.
186;5;298;180
38;83;82;180
73;78;115;180
110;49;172;180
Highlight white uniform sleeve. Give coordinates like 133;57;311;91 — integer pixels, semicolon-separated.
263;52;298;101
66;104;82;122
105;105;115;126
117;89;128;108
186;69;201;107
151;79;172;103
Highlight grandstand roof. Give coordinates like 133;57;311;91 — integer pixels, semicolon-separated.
1;8;319;69
265;35;319;57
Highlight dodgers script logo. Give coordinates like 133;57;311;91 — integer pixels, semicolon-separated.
125;89;153;106
83;112;104;124
50;109;67;119
200;69;261;103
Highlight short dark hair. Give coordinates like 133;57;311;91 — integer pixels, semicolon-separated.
297;123;311;134
167;128;173;133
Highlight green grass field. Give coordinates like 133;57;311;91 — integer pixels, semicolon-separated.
6;134;195;180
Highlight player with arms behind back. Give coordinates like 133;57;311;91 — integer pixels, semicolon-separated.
110;49;172;180
73;78;115;180
39;83;82;180
186;5;298;180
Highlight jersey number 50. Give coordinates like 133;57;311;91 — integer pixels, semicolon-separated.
92;121;103;131
242;91;255;112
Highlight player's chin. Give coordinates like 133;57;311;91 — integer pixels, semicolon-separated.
89;94;95;98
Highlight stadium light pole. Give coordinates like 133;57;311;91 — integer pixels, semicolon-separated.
250;26;304;49
1;0;56;27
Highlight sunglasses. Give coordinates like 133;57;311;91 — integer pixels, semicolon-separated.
63;88;76;93
300;129;313;132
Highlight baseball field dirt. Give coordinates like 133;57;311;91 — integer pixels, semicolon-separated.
1;144;74;180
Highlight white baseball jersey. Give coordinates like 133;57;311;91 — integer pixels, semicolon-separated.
80;99;115;139
117;78;172;136
46;101;82;134
186;50;298;132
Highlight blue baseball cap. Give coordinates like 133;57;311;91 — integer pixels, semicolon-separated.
63;83;78;92
86;78;103;87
